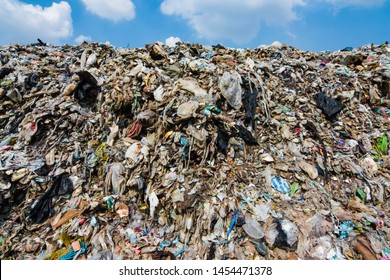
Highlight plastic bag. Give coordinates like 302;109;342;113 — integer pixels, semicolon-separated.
28;174;74;223
315;92;343;119
177;101;199;119
232;125;258;145
149;191;159;218
105;163;125;195
310;236;333;260
177;78;211;103
271;176;290;193
243;216;264;240
219;71;242;109
306;213;331;237
255;202;271;222
242;78;258;128
265;218;298;248
281;219;298;246
215;120;230;155
24;73;39;91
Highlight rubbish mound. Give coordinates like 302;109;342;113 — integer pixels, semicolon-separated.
0;41;389;260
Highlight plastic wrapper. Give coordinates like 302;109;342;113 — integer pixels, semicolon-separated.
219;71;242;109
28;174;74;224
243;216;264;240
315;92;343;119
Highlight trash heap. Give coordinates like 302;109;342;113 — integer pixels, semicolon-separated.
0;41;389;260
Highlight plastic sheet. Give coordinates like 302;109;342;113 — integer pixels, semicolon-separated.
28;174;74;224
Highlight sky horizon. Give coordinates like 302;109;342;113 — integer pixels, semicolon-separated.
0;0;389;52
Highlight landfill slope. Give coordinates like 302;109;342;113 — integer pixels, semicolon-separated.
0;41;389;260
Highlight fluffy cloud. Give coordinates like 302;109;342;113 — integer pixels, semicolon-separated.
0;0;72;45
160;0;387;43
160;0;305;43
81;0;135;22
165;36;181;47
74;35;93;44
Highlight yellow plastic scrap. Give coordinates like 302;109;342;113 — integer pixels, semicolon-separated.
164;131;173;139
96;142;110;164
47;248;68;260
46;233;72;260
139;204;148;211
59;232;72;248
144;72;150;87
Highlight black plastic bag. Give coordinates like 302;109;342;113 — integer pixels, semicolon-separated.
0;67;14;79
24;73;39;91
273;219;289;249
34;163;51;176
304;121;328;183
214;121;257;154
215;120;230;155
28;174;74;224
74;71;100;108
233;125;258;145
315;92;343;119
242;78;258;128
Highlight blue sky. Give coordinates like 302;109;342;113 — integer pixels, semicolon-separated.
0;0;388;51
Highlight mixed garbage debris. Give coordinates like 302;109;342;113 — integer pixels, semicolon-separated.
0;40;389;260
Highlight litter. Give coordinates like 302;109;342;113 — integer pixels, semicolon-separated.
271;177;290;194
0;40;389;260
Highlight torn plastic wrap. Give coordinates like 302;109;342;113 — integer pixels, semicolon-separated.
315;92;343;119
28;174;74;224
242;78;258;128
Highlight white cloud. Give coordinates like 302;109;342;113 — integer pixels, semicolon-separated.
286;31;297;39
160;0;387;43
0;0;72;45
74;35;93;44
160;0;305;43
81;0;135;22
165;36;181;47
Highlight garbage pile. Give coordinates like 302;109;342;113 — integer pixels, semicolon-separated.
0;40;389;260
